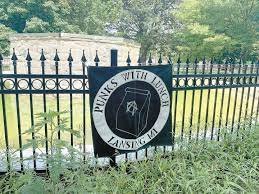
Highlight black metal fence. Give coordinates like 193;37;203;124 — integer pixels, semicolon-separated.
0;49;258;173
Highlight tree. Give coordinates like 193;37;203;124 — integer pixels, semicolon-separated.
111;0;179;63
0;0;121;33
174;0;259;61
0;24;13;55
0;0;121;55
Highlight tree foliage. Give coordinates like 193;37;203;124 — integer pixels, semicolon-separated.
110;0;179;62
0;0;121;54
0;24;13;55
0;0;120;33
0;0;258;60
174;0;259;61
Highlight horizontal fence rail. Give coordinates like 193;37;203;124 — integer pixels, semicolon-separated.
1;69;258;94
0;49;258;173
0;74;89;94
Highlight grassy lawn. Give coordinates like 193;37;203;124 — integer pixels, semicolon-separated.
0;94;92;148
0;88;256;148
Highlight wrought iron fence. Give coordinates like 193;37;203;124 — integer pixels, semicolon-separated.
0;49;258;173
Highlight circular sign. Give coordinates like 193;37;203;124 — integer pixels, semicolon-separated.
92;69;170;150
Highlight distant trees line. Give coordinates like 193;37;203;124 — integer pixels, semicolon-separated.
0;0;258;62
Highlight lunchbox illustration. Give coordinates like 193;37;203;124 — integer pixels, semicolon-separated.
116;87;151;138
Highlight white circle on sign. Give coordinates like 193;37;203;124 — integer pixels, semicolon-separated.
92;69;170;150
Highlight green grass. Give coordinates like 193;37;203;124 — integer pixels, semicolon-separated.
172;88;256;133
0;126;258;193
0;94;92;148
0;88;256;148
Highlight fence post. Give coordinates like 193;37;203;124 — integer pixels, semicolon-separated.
111;49;118;66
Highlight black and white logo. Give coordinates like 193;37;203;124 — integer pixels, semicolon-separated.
92;69;170;151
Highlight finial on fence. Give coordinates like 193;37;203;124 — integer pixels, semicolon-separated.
67;49;73;62
210;58;214;64
225;57;229;65
202;57;206;64
26;49;32;61
137;55;141;66
177;55;181;64
11;48;18;61
81;50;87;62
194;57;198;64
148;53;152;65
215;58;220;69
40;49;46;61
186;57;190;65
168;54;172;65
231;58;236;64
251;58;255;65
54;49;60;61
126;52;131;66
238;58;242;65
0;53;2;69
158;53;162;64
94;50;100;66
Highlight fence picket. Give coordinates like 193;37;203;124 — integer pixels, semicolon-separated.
12;49;23;171
26;49;37;170
0;53;10;171
40;49;48;169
